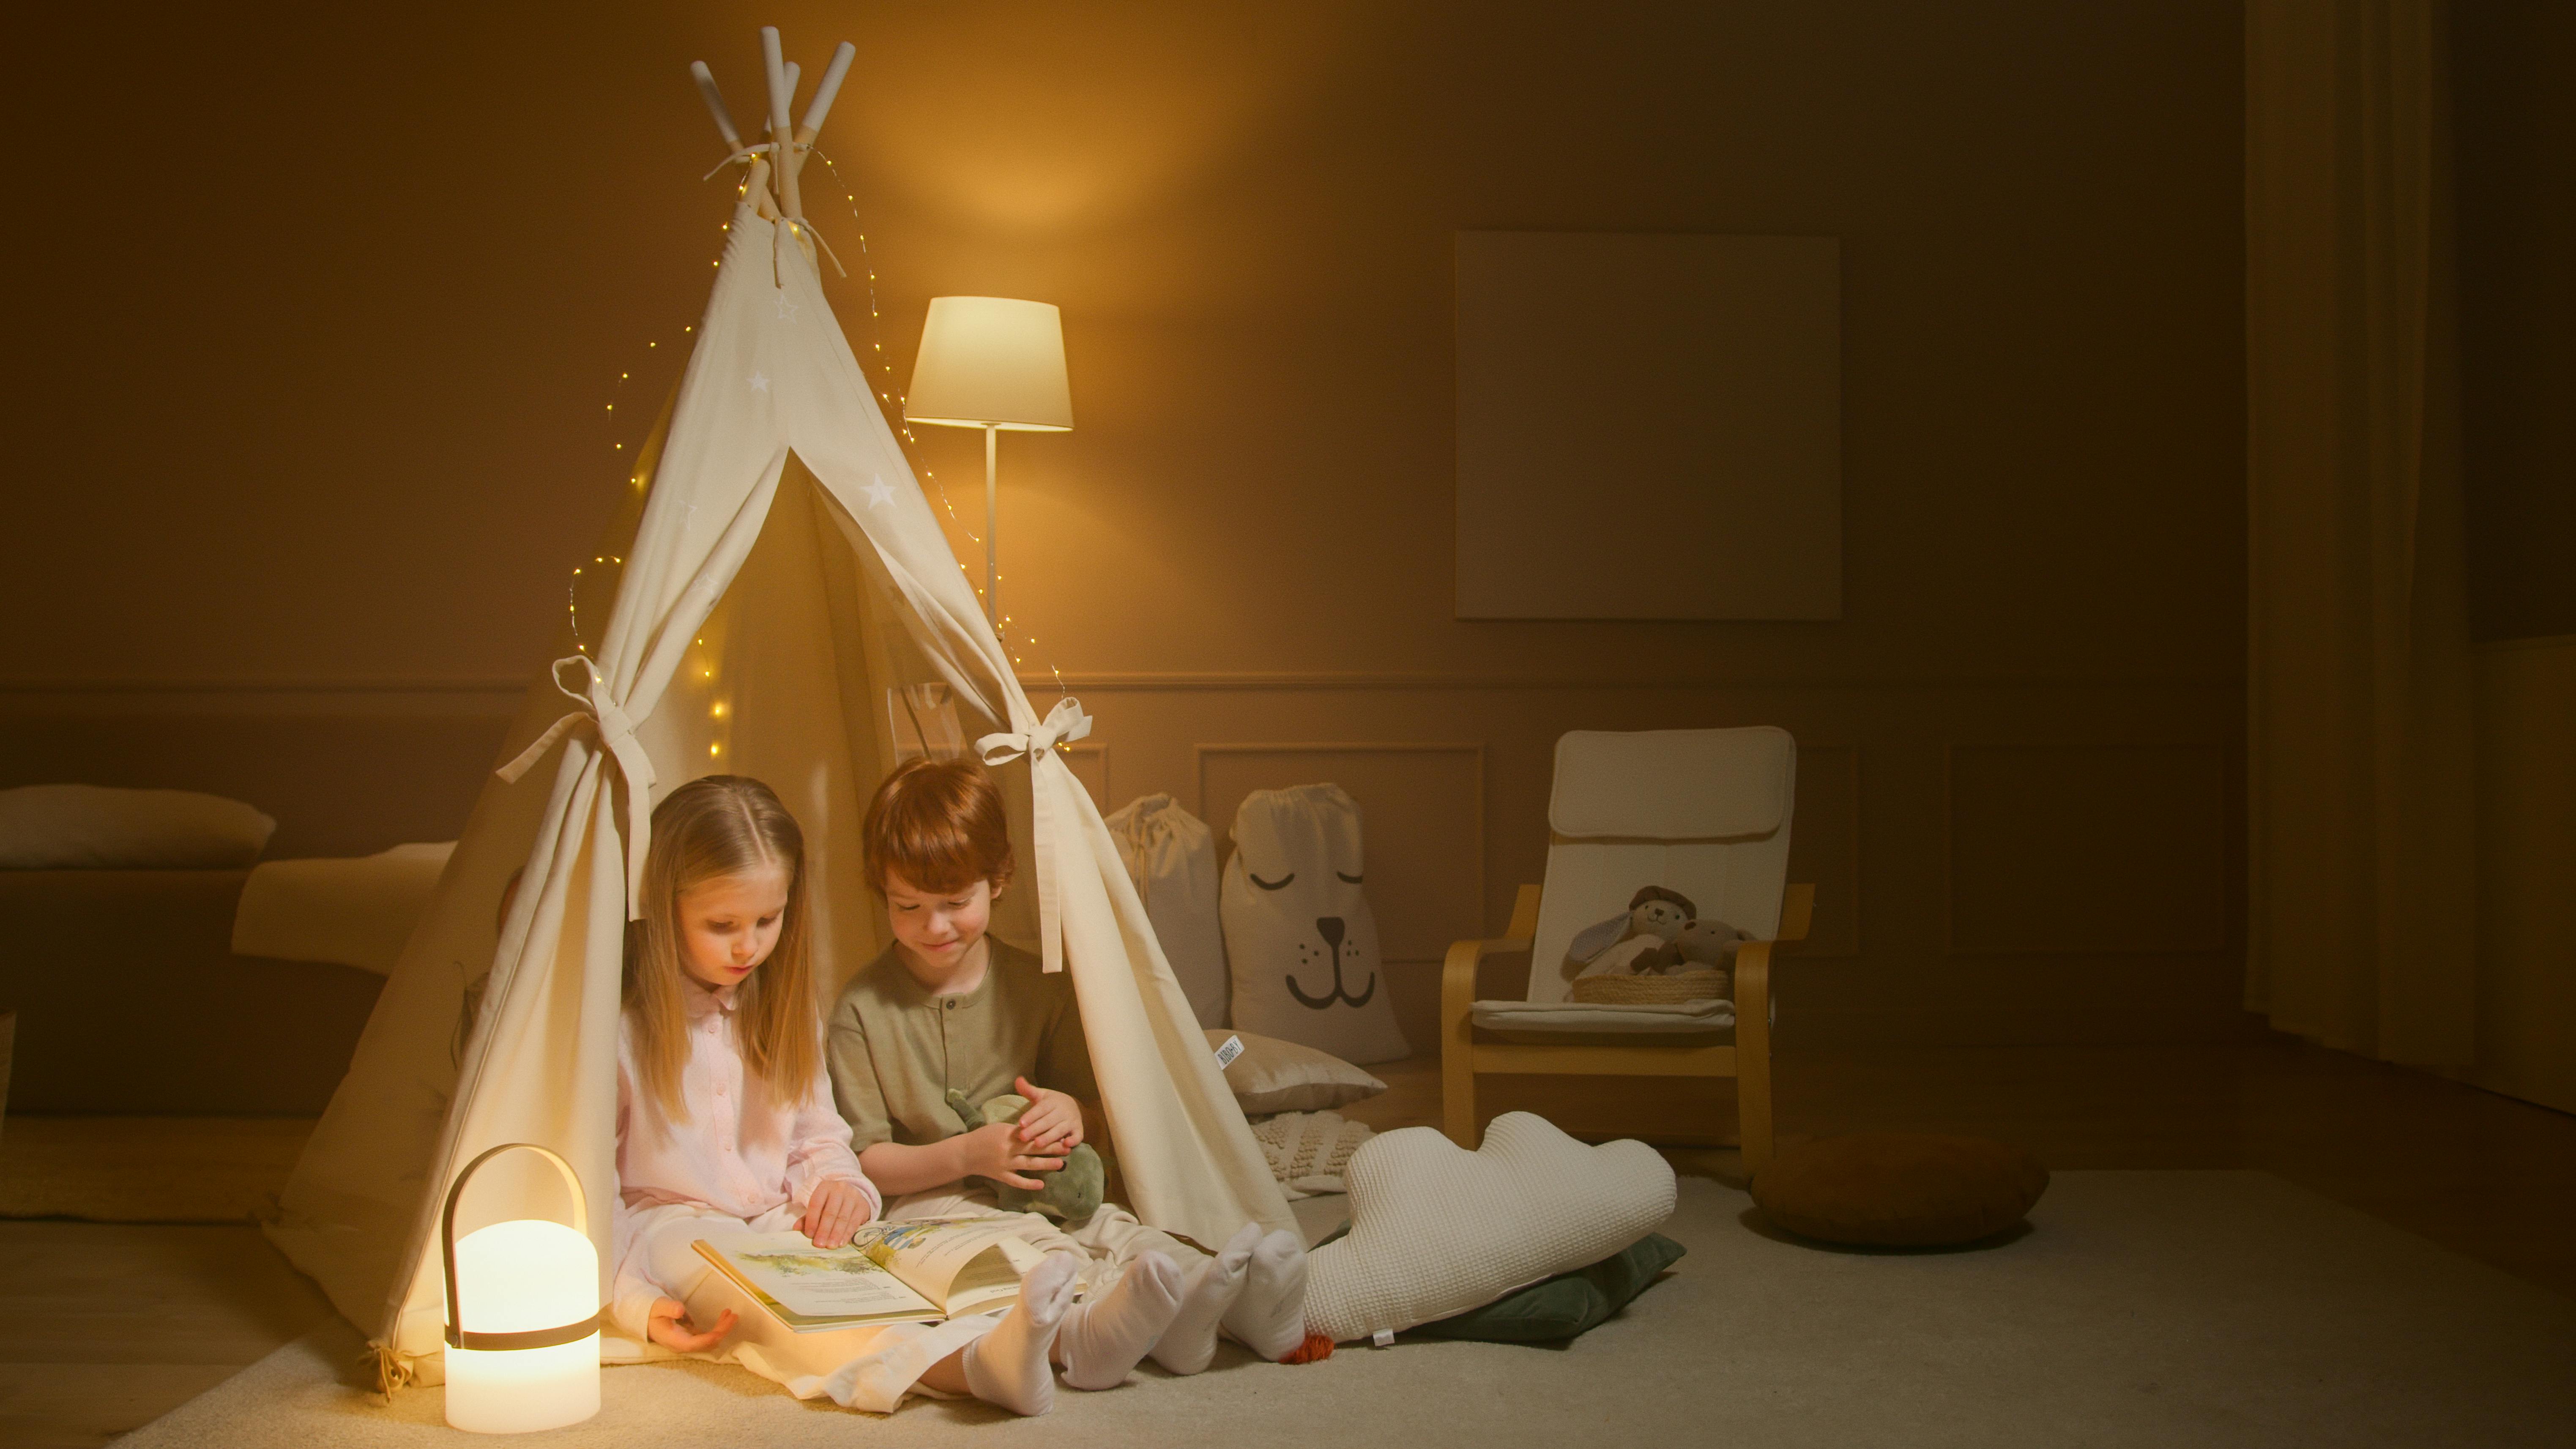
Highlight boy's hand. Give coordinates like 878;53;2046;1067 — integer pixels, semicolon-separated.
1012;1077;1084;1152
646;1297;737;1353
960;1120;1064;1190
797;1177;872;1249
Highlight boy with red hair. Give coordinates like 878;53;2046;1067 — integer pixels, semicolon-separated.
828;757;1309;1385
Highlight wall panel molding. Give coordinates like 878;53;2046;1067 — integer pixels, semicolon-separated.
1789;742;1862;959
1193;741;1487;1053
1061;743;1109;810
1031;672;2246;693
1193;741;1487;956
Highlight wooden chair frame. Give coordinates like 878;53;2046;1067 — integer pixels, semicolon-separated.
1441;881;1815;1170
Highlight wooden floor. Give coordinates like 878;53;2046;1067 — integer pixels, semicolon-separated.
3;1037;2571;1447
0;1220;336;1449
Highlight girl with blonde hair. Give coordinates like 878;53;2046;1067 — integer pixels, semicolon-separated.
611;774;1081;1416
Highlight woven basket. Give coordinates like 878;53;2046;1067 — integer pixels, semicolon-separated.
1569;968;1728;1006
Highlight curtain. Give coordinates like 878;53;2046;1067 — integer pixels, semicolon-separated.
2245;0;2475;1065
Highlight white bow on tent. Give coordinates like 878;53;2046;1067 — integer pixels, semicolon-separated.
979;695;1094;972
262;29;1293;1387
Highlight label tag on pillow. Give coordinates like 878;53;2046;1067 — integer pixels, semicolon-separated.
1371;1329;1395;1348
1214;1034;1244;1069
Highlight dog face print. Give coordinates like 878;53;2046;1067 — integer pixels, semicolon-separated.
1220;784;1411;1066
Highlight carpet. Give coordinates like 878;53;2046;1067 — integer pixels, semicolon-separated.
0;1117;312;1222
118;1172;2576;1448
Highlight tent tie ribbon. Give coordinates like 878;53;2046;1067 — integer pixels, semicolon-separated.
495;656;661;921
975;696;1093;766
976;697;1093;973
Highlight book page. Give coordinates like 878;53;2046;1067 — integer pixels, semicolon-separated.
693;1230;939;1324
856;1217;1042;1313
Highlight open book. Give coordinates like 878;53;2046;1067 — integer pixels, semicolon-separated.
693;1217;1044;1333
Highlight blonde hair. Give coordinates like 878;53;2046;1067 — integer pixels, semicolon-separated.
624;775;817;1119
862;757;1015;896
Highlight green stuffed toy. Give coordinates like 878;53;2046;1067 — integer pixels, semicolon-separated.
946;1088;1105;1224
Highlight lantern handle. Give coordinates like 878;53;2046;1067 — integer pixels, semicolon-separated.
441;1141;604;1353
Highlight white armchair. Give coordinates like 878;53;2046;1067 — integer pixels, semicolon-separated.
1441;727;1813;1170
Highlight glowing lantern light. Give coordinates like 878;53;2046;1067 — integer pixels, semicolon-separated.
441;1143;602;1434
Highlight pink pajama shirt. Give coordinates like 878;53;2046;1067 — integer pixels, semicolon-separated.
610;983;994;1412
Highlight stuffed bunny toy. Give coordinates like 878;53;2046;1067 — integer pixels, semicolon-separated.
946;1088;1106;1223
1644;916;1747;981
1564;886;1698;981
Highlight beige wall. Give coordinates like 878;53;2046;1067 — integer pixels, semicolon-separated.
2;2;2253;1046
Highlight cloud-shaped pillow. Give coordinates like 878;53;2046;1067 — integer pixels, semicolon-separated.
1303;1112;1676;1343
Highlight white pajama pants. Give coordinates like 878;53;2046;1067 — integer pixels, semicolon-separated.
883;1186;1206;1293
615;1199;997;1413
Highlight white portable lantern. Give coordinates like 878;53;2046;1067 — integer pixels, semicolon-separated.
440;1143;603;1434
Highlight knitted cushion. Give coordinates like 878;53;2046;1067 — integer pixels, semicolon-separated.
1248;1110;1375;1198
1750;1132;2049;1247
1303;1112;1676;1343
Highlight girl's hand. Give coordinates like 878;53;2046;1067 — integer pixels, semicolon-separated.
959;1120;1064;1190
1012;1077;1084;1152
646;1297;737;1353
797;1178;872;1249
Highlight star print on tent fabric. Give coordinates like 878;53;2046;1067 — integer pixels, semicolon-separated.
774;292;799;323
748;372;769;393
860;477;897;510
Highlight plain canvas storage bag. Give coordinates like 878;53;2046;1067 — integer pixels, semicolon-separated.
1104;794;1228;1028
1221;785;1409;1066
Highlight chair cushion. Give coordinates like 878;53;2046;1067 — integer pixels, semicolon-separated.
1471;998;1735;1041
1303;1112;1675;1342
1750;1133;2050;1247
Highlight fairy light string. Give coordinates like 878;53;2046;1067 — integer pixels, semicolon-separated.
812;145;1069;700
566;138;1071;726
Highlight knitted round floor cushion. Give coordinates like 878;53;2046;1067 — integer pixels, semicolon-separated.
1250;1110;1375;1196
1302;1112;1676;1343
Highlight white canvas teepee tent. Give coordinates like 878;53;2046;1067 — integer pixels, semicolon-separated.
265;31;1293;1384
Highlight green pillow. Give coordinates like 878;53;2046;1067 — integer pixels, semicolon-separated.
1305;1228;1685;1343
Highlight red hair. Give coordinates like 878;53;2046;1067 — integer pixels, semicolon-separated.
862;757;1015;895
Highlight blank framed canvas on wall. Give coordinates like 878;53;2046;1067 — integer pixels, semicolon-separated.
1454;232;1841;620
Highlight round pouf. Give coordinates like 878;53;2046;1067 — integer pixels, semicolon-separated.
1750;1133;2048;1247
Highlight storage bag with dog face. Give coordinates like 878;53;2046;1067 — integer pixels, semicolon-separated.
1221;785;1410;1066
1103;793;1229;1029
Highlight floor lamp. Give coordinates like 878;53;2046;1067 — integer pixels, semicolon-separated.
902;297;1074;629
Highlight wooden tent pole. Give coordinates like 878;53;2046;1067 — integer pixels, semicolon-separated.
788;42;856;185
760;27;805;224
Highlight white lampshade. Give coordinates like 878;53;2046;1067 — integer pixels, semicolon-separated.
904;297;1074;432
444;1218;601;1434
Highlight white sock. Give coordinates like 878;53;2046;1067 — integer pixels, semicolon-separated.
963;1252;1077;1416
1220;1229;1309;1362
1055;1252;1183;1391
1151;1223;1259;1375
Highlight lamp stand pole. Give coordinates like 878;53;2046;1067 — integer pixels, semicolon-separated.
983;424;1000;629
